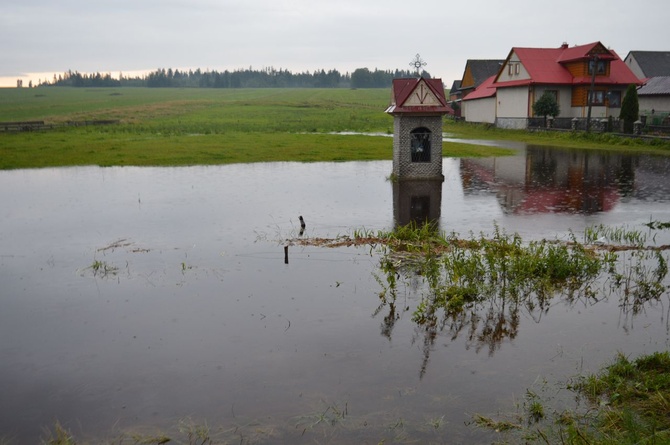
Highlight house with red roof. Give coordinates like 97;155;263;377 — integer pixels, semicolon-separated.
463;42;642;129
450;59;503;121
458;59;505;98
460;74;497;124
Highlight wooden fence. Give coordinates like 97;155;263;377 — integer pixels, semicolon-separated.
0;121;53;132
0;120;119;132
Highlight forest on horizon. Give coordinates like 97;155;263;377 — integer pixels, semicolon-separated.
34;67;431;89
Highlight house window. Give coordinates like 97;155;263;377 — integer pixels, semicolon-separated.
588;90;605;105
410;127;431;163
508;63;514;76
515;63;520;75
588;59;607;75
607;90;621;108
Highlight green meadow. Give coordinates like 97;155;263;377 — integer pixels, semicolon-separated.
1;87;668;170
0;87;443;169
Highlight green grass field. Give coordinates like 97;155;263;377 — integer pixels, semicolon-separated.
0;87;667;169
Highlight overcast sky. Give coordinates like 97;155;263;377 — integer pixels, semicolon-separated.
2;0;668;87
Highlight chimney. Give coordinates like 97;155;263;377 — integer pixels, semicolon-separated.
561;42;569;49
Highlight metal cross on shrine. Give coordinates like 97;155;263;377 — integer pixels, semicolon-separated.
410;54;427;76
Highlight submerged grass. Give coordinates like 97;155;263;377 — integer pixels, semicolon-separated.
23;221;670;444
297;219;670;387
299;222;670;314
37;354;670;444
43;422;76;445
295;222;669;364
35;405;447;445
86;260;118;278
326;221;670;444
480;351;670;444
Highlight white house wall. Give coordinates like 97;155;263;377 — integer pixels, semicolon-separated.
624;54;645;79
465;153;527;186
640;96;670;114
496;87;529;129
463;97;496;124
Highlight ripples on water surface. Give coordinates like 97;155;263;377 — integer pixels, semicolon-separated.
2;146;670;443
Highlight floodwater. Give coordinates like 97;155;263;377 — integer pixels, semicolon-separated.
2;144;670;444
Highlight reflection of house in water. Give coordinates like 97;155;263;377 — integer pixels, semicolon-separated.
392;179;442;227
461;147;637;214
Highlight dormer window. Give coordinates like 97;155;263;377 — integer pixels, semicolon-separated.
588;59;607;75
508;63;521;76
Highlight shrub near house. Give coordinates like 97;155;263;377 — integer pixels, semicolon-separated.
532;91;560;124
620;83;640;133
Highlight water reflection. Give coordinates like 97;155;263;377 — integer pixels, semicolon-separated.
2;151;670;443
372;221;670;378
461;146;647;214
392;179;442;228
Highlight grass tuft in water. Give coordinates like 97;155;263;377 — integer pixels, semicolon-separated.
525;391;545;424
472;414;522;432
87;259;119;277
485;351;670;444
291;222;670;374
43;422;76;445
177;417;212;444
398;225;606;330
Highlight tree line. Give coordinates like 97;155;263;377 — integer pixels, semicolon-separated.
36;67;430;89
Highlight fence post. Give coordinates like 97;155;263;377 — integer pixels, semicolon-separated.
598;119;608;133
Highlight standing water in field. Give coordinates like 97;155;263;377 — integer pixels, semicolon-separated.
1;145;670;444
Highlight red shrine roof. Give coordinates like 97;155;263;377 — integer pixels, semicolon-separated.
385;77;450;115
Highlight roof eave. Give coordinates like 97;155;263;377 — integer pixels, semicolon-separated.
387;106;451;115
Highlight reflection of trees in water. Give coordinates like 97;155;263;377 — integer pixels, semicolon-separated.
372;257;408;341
410;296;523;378
371;226;670;378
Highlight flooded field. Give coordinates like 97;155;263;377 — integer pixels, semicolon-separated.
2;145;670;444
